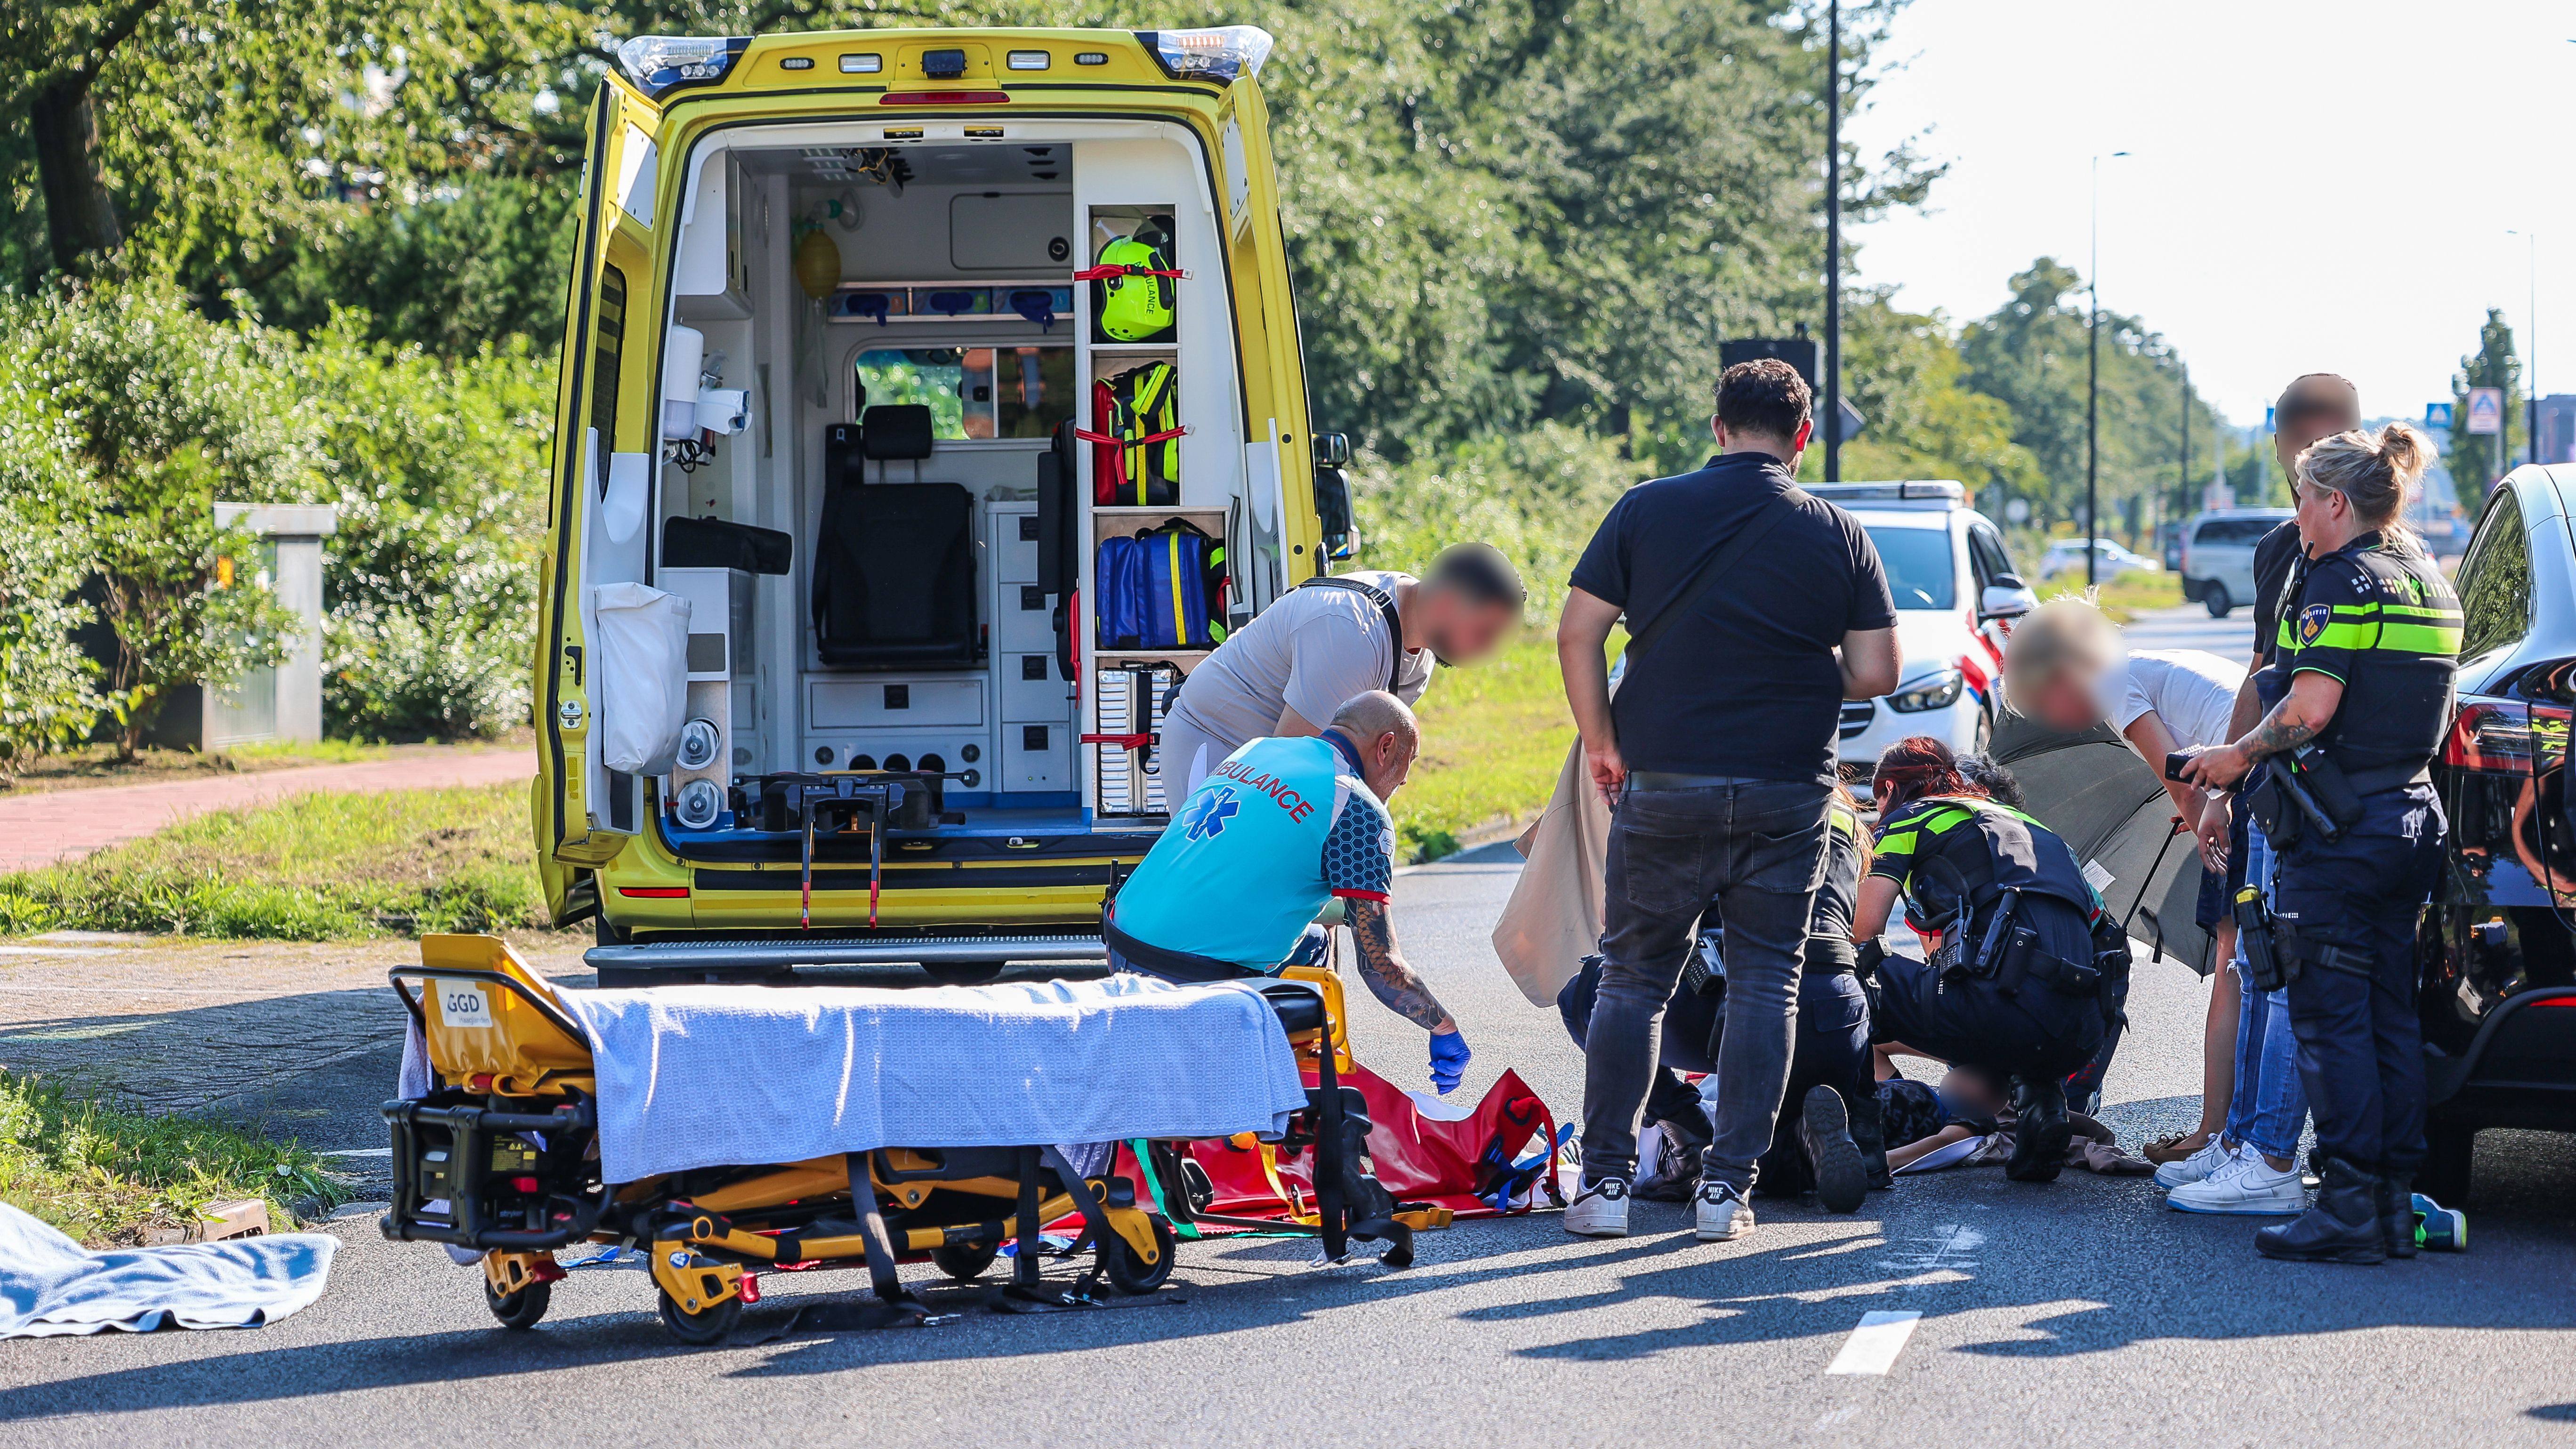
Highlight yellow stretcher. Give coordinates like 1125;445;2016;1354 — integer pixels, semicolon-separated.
380;935;1411;1343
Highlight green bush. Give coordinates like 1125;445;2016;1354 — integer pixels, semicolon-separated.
0;282;551;759
0;328;101;779
1349;422;1638;624
298;316;553;739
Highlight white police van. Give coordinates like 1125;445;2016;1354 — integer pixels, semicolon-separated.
1808;482;2037;781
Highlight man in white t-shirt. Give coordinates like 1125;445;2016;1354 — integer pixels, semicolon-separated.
1158;542;1526;794
2005;599;2245;861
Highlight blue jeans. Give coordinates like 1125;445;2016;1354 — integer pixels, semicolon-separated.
2223;823;2307;1160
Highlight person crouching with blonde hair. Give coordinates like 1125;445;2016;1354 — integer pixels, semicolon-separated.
2004;596;2273;1203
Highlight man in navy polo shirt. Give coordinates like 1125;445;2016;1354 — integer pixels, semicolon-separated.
1556;359;1900;1241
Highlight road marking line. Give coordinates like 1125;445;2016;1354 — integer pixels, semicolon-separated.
320;1148;393;1157
1825;1310;1923;1376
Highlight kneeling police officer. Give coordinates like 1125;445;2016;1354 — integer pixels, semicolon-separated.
1851;737;2131;1183
2184;423;2457;1264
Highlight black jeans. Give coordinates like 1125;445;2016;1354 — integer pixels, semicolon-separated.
1579;779;1830;1189
1752;969;1874;1194
2274;791;2445;1175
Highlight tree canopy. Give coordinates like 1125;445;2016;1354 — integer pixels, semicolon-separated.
1959;258;2227;536
4;0;1944;472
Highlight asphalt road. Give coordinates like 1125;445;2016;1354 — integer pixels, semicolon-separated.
2117;597;2265;658
10;795;2576;1446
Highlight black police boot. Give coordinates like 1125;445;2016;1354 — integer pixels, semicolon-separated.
1847;1091;1894;1191
2255;1159;2387;1264
1798;1085;1868;1214
2378;1173;2420;1260
2004;1075;2070;1183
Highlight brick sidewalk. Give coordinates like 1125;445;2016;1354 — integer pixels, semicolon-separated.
0;749;537;872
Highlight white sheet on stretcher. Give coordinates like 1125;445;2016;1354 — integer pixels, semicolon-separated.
558;975;1309;1183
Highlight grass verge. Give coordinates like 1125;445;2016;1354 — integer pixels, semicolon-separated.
2064;567;2186;625
1392;632;1596;862
0;782;547;939
0;1069;348;1246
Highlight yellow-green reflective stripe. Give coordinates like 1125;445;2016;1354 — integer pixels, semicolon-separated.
2381;603;2461;620
2302;622;2378;650
2377;623;2461;655
1830;806;1858;837
1167;531;1188;643
1876;830;1919;858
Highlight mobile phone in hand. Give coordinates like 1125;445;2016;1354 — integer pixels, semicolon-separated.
2165;749;2198;782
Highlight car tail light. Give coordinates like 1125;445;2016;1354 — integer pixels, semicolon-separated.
2444;698;2570;771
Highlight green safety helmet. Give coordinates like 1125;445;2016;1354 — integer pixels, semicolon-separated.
1095;218;1176;341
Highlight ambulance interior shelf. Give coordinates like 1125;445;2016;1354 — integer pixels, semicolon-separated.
1090;505;1231;659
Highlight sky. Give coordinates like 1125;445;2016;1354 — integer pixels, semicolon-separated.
1843;0;2576;430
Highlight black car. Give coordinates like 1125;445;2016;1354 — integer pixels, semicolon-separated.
2417;465;2576;1199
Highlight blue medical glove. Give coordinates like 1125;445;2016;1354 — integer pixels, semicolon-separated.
1428;1030;1471;1095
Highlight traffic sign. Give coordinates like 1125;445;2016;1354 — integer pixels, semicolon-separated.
2425;402;2454;429
1720;338;1820;389
2467;387;2504;435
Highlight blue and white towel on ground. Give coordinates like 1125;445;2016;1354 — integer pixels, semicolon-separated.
0;1202;338;1337
558;975;1308;1183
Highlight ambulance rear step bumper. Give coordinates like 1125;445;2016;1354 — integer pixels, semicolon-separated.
582;933;1109;973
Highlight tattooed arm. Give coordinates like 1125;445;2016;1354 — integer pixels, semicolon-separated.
1344;898;1459;1033
2180;672;2347;790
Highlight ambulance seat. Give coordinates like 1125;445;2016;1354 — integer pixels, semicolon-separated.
811;408;978;670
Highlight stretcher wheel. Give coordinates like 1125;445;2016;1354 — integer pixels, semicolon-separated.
930;1239;999;1281
1100;1218;1177;1296
657;1286;743;1345
484;1277;551;1330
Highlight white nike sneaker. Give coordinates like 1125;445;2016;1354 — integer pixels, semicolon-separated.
1564;1176;1631;1238
1695;1179;1755;1242
2166;1152;2307;1216
2152;1135;2237;1189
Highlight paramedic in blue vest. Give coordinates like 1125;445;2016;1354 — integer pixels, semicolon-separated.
1158;543;1527;797
1104;691;1472;1093
2181;423;2460;1264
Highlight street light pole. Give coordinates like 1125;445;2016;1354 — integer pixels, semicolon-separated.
1824;0;1842;483
2509;229;2539;468
2181;359;2191;522
2086;150;2130;590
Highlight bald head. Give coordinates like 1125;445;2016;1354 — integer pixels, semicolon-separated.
1328;691;1420;800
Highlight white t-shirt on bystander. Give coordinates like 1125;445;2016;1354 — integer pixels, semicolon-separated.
2091;647;2245;754
1164;569;1433;760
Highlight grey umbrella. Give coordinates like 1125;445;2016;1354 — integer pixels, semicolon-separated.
1985;709;2215;975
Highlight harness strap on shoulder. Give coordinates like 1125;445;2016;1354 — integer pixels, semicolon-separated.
1294;576;1407;692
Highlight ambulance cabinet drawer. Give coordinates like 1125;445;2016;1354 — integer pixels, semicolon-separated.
995;584;1055;652
1001;652;1068;721
1001;722;1069;793
993;508;1040;584
809;677;986;729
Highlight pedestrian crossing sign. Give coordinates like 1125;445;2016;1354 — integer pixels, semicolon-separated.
2468;387;2504;435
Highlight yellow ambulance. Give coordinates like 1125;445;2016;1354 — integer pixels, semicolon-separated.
531;26;1349;981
